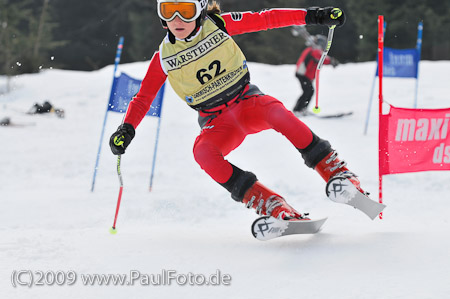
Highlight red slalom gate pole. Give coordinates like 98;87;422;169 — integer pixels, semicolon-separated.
378;15;384;219
314;69;321;112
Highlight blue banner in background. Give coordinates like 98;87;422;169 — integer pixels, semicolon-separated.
108;72;165;117
376;48;419;78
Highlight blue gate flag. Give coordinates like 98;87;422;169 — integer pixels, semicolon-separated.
376;48;419;78
92;36;167;193
108;72;165;117
364;21;423;135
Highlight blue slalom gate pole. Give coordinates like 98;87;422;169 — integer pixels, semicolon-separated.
414;22;423;108
91;36;124;192
364;21;386;135
149;115;163;191
363;73;377;135
149;85;166;192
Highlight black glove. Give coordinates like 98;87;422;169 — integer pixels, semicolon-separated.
305;7;346;27
109;123;135;155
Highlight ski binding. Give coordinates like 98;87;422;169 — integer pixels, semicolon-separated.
251;216;327;241
326;176;386;220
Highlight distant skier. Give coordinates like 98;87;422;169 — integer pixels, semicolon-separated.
293;35;339;115
109;1;374;222
28;101;65;118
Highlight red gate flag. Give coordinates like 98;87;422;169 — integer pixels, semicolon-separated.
380;105;450;175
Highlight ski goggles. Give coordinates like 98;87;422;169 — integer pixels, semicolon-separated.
157;0;202;23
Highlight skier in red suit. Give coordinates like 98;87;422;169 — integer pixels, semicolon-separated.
109;1;366;222
293;35;338;114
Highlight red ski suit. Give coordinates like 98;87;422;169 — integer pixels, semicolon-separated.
124;9;314;184
295;47;332;81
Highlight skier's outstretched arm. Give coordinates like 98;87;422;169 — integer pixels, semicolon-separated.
222;7;345;36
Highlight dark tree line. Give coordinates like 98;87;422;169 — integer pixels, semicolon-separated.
1;0;449;77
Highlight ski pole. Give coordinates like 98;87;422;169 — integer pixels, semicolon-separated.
313;8;342;114
110;155;124;234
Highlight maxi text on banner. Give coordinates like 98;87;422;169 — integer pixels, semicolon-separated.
380;106;450;175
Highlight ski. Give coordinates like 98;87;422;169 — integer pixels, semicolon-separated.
0;117;35;127
298;111;353;119
326;176;386;220
251;216;327;241
9;104;65;118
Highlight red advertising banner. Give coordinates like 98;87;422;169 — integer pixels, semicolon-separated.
380;105;450;175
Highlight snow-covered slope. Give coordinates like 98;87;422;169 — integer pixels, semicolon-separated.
1;60;450;299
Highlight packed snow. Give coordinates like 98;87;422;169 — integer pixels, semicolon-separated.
1;59;450;299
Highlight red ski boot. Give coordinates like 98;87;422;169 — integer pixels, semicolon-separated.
242;181;309;220
315;150;368;196
315;150;386;219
